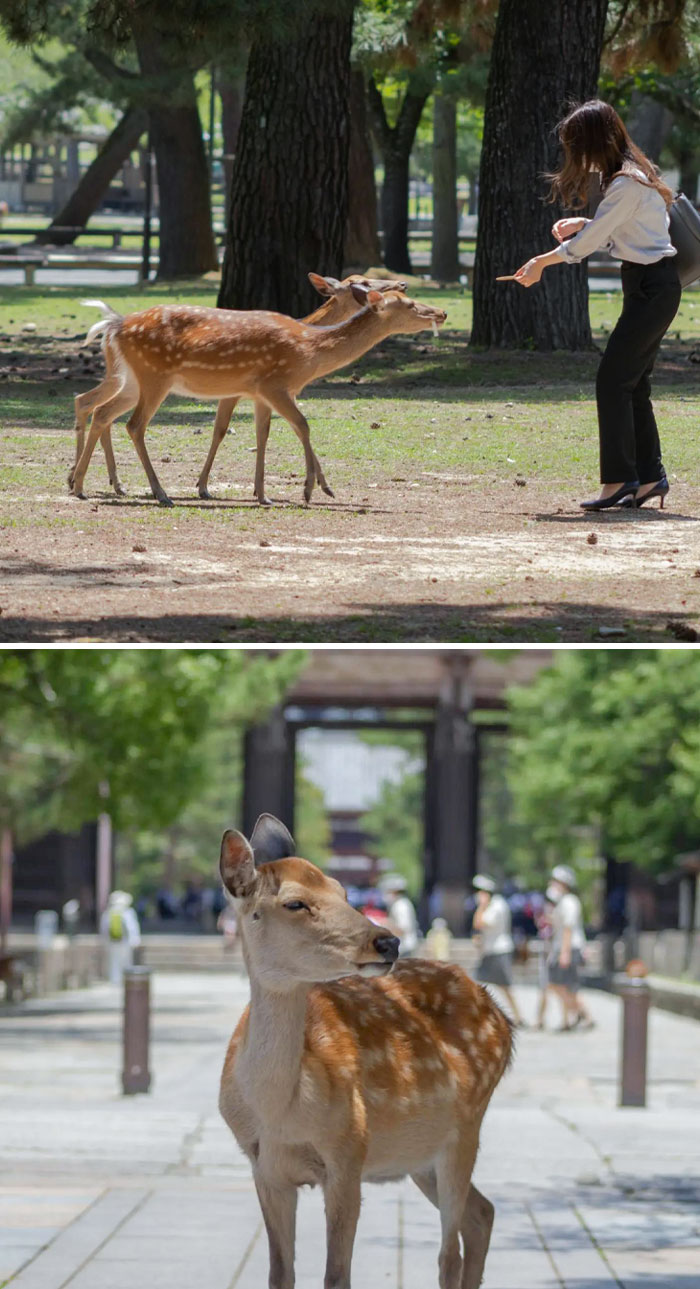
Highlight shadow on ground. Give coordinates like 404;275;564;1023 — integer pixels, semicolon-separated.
0;598;693;644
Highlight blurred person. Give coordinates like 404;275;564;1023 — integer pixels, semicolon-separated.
425;916;452;961
380;874;419;957
533;892;556;1030
360;892;391;928
217;903;239;953
472;875;524;1026
100;890;141;984
547;866;595;1031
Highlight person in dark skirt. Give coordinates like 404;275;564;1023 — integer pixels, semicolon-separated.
512;99;681;512
472;875;524;1026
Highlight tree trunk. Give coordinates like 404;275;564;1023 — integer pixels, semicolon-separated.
133;34;218;279
220;66;246;226
679;149;699;203
345;70;380;269
34;107;147;246
626;91;673;164
431;91;460;281
369;75;431;275
218;0;355;317
471;0;608;350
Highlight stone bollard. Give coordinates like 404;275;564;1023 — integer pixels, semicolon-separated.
618;960;650;1108
122;967;152;1095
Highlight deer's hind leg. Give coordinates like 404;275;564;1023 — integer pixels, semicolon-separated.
196;396;239;499
71;386;139;499
71;374;125;493
412;1131;489;1289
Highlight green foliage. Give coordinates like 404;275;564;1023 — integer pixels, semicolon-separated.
504;651;700;882
295;763;332;867
358;729;425;895
0;649;305;846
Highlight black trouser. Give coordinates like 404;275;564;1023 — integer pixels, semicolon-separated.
596;256;681;483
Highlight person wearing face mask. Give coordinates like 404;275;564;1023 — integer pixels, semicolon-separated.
472;875;524;1026
547;866;595;1031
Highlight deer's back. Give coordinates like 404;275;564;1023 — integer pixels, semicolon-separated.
221;960;512;1175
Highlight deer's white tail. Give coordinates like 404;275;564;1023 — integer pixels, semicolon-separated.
81;299;123;346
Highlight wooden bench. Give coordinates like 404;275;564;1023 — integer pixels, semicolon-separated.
1;224;135;248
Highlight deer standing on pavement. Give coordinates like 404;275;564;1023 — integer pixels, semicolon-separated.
219;815;512;1289
71;287;446;507
70;273;406;502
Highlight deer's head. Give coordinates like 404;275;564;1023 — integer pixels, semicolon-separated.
350;285;447;335
219;815;399;992
307;272;407;323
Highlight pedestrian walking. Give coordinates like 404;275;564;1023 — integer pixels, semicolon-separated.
99;891;141;984
379;874;419;957
547;866;595;1031
512;98;681;512
471;875;523;1026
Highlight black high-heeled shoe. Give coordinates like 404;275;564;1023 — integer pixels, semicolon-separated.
620;475;670;509
580;481;639;511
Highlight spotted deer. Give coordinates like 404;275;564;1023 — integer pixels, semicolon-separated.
70;286;445;508
70;273;406;503
218;815;513;1289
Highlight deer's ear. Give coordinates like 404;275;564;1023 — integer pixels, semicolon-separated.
251;813;296;863
308;272;340;296
366;289;384;310
220;830;258;899
350;282;370;306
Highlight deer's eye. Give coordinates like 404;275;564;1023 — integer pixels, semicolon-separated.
283;900;309;912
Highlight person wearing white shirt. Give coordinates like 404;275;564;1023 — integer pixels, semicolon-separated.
472;875;523;1026
512;99;681;512
99;890;142;984
379;874;419;956
546;866;594;1031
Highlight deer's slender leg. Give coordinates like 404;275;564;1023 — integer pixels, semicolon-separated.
196;396;239;499
123;383;173;506
70;375;123;489
254;1174;297;1289
259;388;330;504
434;1136;480;1289
323;1166;362;1289
253;401;273;506
460;1184;494;1289
71;387;139;499
100;428;127;497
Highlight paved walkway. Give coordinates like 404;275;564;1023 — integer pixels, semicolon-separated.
1;974;699;1288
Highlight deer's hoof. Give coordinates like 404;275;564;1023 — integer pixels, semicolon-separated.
157;495;174;509
198;488;212;501
322;484;335;498
257;495;272;508
113;484;127;498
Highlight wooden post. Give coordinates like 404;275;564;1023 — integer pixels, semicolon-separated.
122;967;152;1094
141;133;153;283
0;828;13;956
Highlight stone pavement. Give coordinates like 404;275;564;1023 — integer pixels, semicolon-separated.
1;973;699;1289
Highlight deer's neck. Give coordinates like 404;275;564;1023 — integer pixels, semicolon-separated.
307;308;390;380
239;973;310;1122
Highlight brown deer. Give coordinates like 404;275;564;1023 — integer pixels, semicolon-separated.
70;287;446;507
70;273;406;502
218;815;512;1289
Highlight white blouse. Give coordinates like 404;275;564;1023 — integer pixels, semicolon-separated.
555;170;676;266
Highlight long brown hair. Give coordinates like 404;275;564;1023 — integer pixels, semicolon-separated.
547;99;674;209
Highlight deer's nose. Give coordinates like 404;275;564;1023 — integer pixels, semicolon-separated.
373;934;400;962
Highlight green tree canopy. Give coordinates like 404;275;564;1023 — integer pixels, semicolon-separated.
0;649;304;844
504;650;700;879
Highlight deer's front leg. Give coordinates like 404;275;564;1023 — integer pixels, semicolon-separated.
323;1167;362;1289
255;1173;297;1289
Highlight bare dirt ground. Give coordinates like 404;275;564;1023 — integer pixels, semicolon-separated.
2;315;700;643
2;460;700;643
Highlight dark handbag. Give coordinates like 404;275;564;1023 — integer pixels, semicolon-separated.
668;193;700;287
